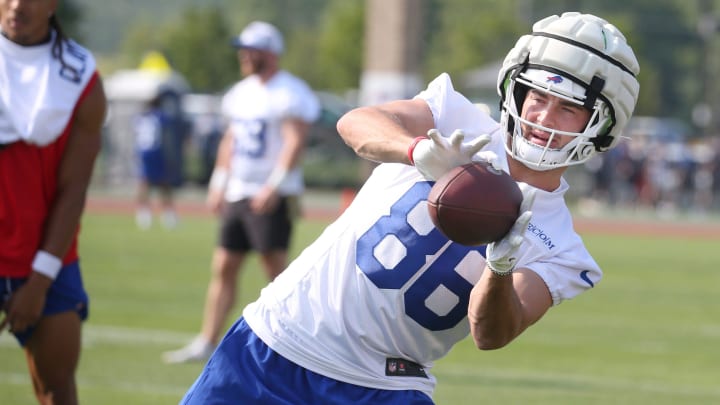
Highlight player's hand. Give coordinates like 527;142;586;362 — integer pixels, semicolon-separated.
206;189;226;215
251;186;280;214
410;129;490;181
0;279;48;334
486;183;536;275
0;300;9;334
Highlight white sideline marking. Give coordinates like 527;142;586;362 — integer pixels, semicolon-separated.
1;324;197;396
0;371;30;385
82;324;196;346
0;324;195;347
0;370;190;396
437;365;720;397
4;326;720;399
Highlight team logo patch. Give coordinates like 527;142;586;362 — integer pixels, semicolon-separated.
546;75;563;84
385;358;428;378
580;270;595;287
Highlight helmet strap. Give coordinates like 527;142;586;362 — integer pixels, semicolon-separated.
583;75;605;110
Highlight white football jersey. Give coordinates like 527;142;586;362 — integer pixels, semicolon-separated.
0;29;97;146
221;70;320;200
243;73;601;398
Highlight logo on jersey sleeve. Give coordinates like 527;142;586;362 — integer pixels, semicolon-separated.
527;222;555;250
580;270;595;287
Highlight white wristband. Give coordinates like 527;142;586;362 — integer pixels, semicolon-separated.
266;167;288;190
209;168;229;192
32;250;62;280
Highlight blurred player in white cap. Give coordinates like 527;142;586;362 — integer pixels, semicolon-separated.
0;0;107;403
163;20;320;364
180;12;640;404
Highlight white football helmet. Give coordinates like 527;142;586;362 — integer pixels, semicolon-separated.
497;12;640;171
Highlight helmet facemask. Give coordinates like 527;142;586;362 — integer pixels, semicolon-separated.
496;12;640;172
501;68;613;171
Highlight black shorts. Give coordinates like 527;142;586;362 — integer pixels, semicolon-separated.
219;196;297;253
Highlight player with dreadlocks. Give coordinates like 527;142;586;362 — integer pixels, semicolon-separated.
0;1;107;404
49;14;82;82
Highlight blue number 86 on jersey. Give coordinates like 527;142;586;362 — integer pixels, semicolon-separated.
356;182;487;331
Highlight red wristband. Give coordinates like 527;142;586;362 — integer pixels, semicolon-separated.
407;136;429;166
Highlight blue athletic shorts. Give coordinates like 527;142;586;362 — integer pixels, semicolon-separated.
1;260;89;346
180;317;434;405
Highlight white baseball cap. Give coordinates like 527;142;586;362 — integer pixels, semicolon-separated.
231;21;284;55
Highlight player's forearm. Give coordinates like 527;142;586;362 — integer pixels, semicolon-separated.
278;119;309;171
337;100;433;164
41;171;93;260
264;120;309;191
467;269;524;350
336;106;409;163
214;132;233;169
42;121;101;259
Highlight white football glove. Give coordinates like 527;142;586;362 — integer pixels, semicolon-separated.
486;182;537;276
410;129;490;181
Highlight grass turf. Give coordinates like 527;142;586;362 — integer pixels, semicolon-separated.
1;212;719;404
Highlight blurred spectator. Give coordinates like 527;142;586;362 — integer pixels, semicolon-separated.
162;21;320;364
690;141;716;213
133;92;186;229
578;119;720;218
181;93;224;186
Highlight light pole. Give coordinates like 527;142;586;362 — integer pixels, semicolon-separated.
359;0;424;107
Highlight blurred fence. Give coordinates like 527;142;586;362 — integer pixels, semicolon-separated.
94;91;720;218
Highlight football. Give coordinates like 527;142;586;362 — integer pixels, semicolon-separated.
427;161;522;246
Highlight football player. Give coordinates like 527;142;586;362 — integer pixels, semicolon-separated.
181;12;639;404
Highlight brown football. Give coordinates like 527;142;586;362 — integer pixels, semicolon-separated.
427;161;522;246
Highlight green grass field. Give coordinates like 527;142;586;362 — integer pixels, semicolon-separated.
2;211;719;404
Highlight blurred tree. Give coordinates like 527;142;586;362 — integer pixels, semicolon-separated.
222;0;355;91
313;0;365;91
160;7;237;92
423;0;524;85
56;0;82;41
224;0;332;31
119;7;237;93
119;24;162;69
278;26;322;89
108;0;712;128
528;0;702;120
